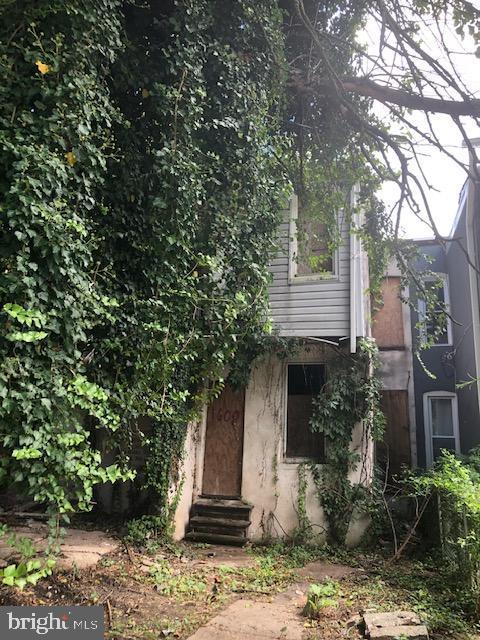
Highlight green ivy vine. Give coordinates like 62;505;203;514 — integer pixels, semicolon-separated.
0;0;287;519
309;338;386;545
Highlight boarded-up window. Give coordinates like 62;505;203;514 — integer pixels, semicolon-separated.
376;390;411;482
286;364;325;460
372;277;405;348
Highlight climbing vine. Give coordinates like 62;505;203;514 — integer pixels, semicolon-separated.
0;0;287;518
309;339;385;544
2;0;475;531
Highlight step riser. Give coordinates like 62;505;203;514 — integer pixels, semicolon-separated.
189;516;250;529
185;531;247;546
186;498;253;547
191;507;250;520
189;525;247;538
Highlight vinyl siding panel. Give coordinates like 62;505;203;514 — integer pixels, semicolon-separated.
268;202;350;337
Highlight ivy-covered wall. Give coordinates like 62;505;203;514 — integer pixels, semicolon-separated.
0;0;287;518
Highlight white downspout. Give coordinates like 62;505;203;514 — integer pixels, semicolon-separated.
350;185;360;353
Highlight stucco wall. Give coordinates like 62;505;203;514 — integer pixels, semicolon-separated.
174;342;374;545
241;342;372;545
172;420;202;541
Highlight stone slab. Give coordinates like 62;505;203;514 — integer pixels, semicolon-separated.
364;611;422;632
369;624;429;640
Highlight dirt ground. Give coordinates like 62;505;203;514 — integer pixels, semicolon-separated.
0;538;477;640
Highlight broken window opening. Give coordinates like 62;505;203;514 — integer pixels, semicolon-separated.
285;363;325;462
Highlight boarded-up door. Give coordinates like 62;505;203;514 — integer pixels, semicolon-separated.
377;390;411;481
202;385;245;497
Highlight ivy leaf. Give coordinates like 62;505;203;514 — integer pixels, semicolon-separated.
6;331;48;343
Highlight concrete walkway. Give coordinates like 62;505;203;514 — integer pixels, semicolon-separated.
0;522;119;569
188;561;357;640
188;586;306;639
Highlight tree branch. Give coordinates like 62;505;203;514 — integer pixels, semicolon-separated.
338;77;480;117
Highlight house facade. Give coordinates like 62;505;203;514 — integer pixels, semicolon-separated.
372;148;480;474
173;194;373;545
371;260;416;479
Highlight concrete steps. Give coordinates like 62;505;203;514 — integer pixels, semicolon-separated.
185;497;252;546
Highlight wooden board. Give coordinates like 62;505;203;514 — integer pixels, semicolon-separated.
372;277;405;348
202;386;245;498
377;390;411;481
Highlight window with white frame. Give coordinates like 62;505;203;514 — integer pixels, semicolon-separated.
285;363;325;462
423;391;460;467
417;274;452;346
289;195;336;281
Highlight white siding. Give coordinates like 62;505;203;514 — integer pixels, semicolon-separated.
268;199;351;337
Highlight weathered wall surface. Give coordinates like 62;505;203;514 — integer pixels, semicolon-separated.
174;342;373;545
172;421;201;540
241;343;372;544
373;260;416;473
372;277;405;348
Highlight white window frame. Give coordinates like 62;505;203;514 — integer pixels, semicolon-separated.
423;391;460;467
283;361;326;463
288;195;339;284
417;273;452;347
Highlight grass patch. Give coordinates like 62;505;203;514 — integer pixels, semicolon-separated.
216;555;294;594
149;559;208;599
344;559;479;637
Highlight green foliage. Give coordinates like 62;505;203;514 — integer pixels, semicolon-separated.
309;338;386;544
406;450;480;606
0;524;55;589
292;463;314;544
125;514;172;550
0;0;133;516
0;0;286;519
303;580;342;617
216;555;294;593
149;560;207;599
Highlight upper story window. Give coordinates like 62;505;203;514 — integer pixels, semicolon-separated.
417;274;452;346
423;391;460;467
289;195;337;282
285;363;325;462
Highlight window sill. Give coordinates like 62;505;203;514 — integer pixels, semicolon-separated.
282;457;324;465
419;343;453;349
288;274;339;285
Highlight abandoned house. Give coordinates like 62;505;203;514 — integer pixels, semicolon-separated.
173;193;373;546
374;152;480;477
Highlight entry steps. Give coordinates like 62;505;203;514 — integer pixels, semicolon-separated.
185;497;252;546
